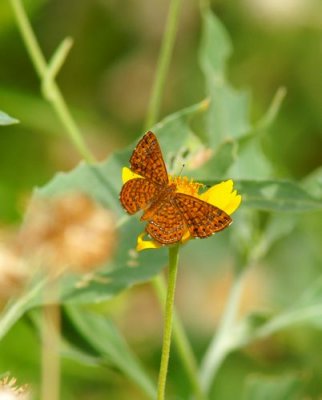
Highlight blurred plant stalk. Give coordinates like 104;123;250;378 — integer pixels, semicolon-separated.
9;0;95;163
41;278;61;400
199;269;248;393
145;0;182;130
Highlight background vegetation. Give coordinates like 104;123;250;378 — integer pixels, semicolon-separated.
0;0;322;399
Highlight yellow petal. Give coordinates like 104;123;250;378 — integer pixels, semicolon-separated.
136;230;191;251
122;167;142;184
132;177;241;250
181;230;191;244
200;179;241;215
136;232;162;251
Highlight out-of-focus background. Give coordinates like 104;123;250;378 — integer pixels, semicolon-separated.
2;0;322;221
1;0;322;399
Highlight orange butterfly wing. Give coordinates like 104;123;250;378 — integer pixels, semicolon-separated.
146;201;186;244
120;131;232;245
174;193;232;238
129;131;168;185
120;178;158;215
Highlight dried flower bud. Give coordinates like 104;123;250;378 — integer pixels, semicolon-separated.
0;376;30;399
19;193;117;275
0;243;28;305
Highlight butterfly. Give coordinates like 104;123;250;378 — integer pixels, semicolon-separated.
119;131;232;245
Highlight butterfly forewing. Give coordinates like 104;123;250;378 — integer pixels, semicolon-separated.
174;193;232;238
130;131;168;185
146;201;186;244
120;178;158;214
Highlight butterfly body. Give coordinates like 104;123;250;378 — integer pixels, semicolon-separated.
141;183;176;221
120;131;232;245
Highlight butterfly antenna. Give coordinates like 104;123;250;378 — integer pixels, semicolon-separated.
178;164;185;177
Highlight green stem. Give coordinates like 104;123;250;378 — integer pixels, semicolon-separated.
41;280;61;400
144;1;205;397
0;278;46;340
199;0;211;13
144;0;182;129
199;270;247;393
10;0;95;163
153;276;207;400
157;245;180;400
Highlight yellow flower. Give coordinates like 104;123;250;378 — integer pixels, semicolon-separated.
122;167;241;251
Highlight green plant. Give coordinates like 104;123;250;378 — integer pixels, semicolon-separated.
0;1;322;399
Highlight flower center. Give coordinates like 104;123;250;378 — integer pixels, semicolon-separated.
169;175;204;197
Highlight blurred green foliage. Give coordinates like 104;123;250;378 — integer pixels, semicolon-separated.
1;1;322;399
1;0;322;219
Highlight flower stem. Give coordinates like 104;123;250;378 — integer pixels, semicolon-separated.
199;270;247;393
157;245;180;400
144;0;182;129
144;1;205;397
153;276;207;400
9;0;95;163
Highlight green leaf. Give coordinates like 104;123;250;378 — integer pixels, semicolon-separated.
266;276;322;333
188;140;237;180
199;10;232;79
0;111;19;125
31;102;209;305
302;166;322;200
231;179;322;212
66;306;156;399
231;87;286;180
0;87;91;136
35;106;207;305
242;375;303;400
199;10;251;148
0;101;208;338
228;137;274;179
234;275;322;347
251;213;298;262
201;178;322;212
254;87;287;133
188;87;286;181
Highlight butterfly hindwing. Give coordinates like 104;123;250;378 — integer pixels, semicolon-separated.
120;178;158;214
174;193;232;238
146;201;186;244
130;131;168;185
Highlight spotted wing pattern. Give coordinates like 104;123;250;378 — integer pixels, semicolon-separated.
146;201;186;244
174;193;232;238
120;178;158;214
130;131;168;185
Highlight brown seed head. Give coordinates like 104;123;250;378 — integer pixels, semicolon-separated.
19;193;117;275
0;243;28;305
0;376;30;399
